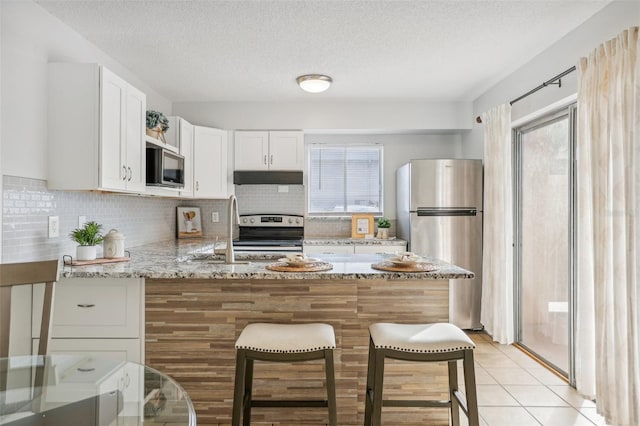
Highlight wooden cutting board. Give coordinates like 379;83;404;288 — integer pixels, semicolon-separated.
371;261;438;273
266;262;333;272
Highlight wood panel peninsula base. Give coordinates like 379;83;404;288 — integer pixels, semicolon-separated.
145;278;451;426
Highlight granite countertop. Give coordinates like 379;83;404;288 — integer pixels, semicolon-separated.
60;239;473;280
303;238;407;246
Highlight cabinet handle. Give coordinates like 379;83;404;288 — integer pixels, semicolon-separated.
77;303;95;308
263;155;267;165
122;166;127;181
127;166;132;181
77;367;95;372
270;154;273;165
196;181;199;191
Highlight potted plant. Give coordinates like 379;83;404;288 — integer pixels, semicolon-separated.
376;217;391;239
69;221;104;261
146;110;170;143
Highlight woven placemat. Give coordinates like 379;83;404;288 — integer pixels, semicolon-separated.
371;261;439;273
266;261;333;272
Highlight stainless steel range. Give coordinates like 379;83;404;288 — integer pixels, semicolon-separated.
233;214;304;253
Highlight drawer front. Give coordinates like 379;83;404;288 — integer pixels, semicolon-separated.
33;338;142;363
303;244;353;255
33;278;142;338
353;244;406;255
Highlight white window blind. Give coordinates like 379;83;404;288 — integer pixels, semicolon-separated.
308;145;383;215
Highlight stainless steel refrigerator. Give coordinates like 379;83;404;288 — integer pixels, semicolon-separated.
396;159;483;330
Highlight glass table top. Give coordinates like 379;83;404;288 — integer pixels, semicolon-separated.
0;355;196;426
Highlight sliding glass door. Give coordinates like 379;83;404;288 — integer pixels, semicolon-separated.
514;105;576;380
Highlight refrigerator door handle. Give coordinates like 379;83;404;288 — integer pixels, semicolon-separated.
416;208;477;216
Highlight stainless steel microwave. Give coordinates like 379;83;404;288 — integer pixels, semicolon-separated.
146;146;185;188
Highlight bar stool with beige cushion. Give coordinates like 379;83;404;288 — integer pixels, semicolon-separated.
364;322;479;426
231;322;338;426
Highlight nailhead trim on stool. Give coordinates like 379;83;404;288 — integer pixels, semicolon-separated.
232;323;338;426
364;322;480;426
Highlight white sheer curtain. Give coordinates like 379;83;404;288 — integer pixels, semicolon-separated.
576;27;640;426
481;104;514;344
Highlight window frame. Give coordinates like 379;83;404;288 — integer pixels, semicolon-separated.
305;143;384;217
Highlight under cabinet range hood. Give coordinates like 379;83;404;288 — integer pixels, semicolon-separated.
233;171;303;185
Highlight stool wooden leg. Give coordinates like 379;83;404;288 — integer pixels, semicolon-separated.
324;349;338;426
243;358;254;426
364;338;377;426
463;350;479;426
232;350;247;426
371;348;386;426
448;360;460;426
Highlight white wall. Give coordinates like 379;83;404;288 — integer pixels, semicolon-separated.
173;100;472;132
0;1;172;181
306;133;463;218
461;0;640;159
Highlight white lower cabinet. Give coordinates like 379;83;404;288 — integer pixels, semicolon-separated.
353;244;405;255
32;278;144;363
304;243;406;255
36;353;142;425
303;245;354;255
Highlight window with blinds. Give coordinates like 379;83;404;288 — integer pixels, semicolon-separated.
308;145;383;215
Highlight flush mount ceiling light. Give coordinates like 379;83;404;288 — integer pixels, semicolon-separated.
296;74;332;93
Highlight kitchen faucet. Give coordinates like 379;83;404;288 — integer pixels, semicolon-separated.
226;194;240;263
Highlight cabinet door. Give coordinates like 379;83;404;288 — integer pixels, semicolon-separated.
269;131;304;170
234;131;269;170
124;84;146;193
303;245;354;255
194;126;228;199
99;67;127;191
179;119;195;197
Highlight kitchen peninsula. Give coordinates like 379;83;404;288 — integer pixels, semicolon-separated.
59;239;473;425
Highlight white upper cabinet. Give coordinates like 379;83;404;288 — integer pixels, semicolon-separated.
234;131;304;171
194;126;229;199
48;63;146;193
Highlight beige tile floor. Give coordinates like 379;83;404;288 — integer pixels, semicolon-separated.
460;332;608;426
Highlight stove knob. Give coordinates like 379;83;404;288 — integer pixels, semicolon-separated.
295;218;301;224
250;218;255;223
288;218;293;224
242;218;247;224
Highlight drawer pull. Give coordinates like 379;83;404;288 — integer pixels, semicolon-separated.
77;367;95;373
77;303;96;308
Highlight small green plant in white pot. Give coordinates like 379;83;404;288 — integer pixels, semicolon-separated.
69;221;104;261
376;217;391;239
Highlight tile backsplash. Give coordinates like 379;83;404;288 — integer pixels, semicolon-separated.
2;176;228;263
2;177;396;263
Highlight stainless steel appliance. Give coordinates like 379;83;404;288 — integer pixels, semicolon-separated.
396;159;483;329
233;214;304;253
146;145;185;188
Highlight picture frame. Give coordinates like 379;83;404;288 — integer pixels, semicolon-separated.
177;207;203;238
351;214;374;239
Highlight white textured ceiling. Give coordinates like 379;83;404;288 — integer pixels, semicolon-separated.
35;0;611;102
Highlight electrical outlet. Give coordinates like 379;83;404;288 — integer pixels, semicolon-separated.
278;185;289;193
78;215;87;228
48;216;60;238
211;212;219;223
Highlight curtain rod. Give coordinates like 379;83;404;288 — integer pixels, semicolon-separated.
475;65;576;124
509;65;576;105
